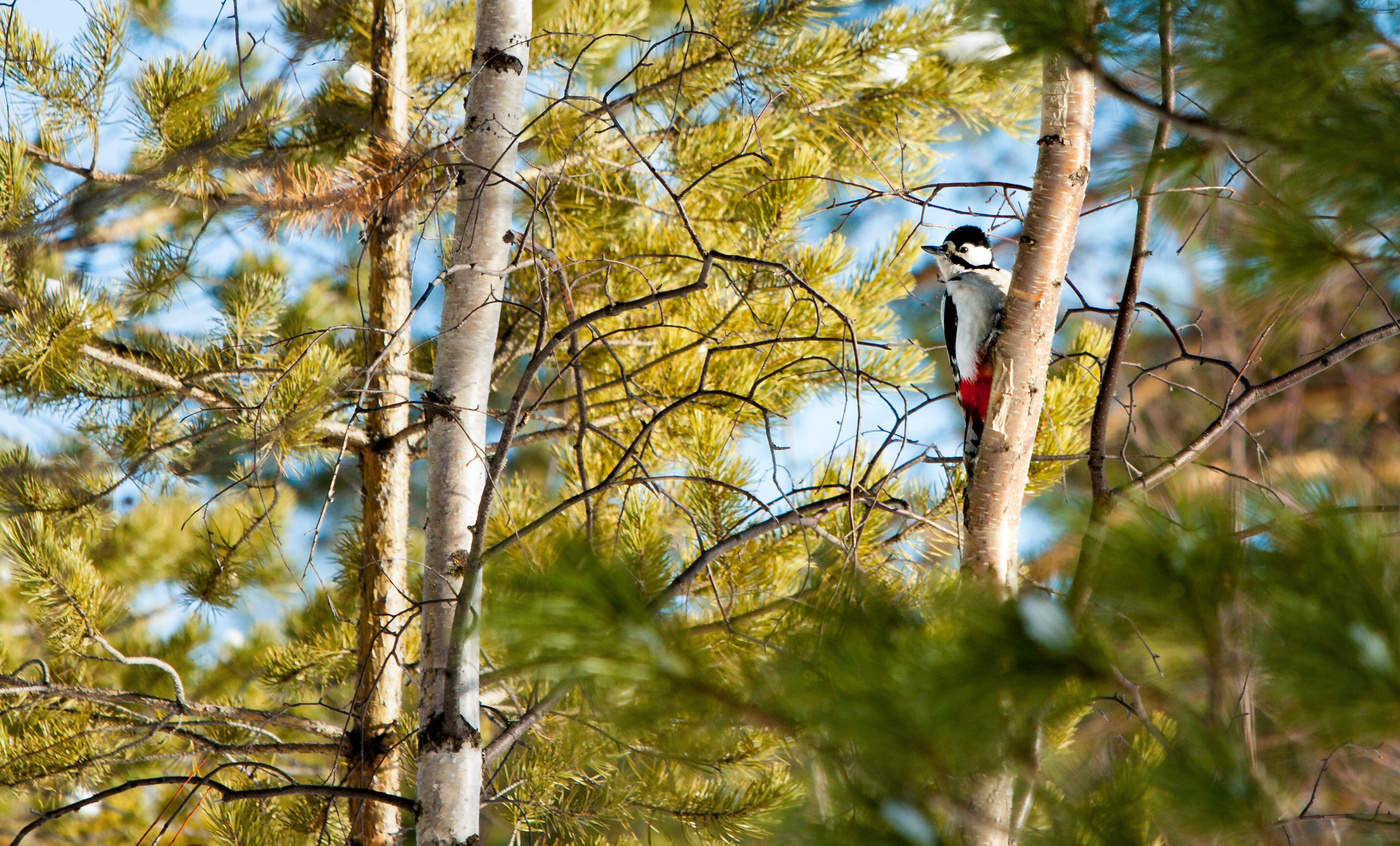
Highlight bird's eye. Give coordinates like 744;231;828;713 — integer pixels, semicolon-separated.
958;245;969;253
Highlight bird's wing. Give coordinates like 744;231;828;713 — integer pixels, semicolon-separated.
942;286;960;388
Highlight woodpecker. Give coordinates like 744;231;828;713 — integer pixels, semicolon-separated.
922;225;1011;469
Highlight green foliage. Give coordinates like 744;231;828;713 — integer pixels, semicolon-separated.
485;537;801;842
4;513;126;651
0;447;112;514
0;281;114;398
1036;494;1400;845
1249;511;1400;739
258;531;359;693
0;700;105;789
3;3;126;151
207;795;346;846
123;237;193;314
0;138;52;228
1;0;1393;843
1030;322;1112;491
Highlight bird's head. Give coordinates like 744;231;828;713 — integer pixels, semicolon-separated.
922;225;995;278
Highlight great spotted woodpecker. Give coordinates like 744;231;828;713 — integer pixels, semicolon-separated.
922;225;1011;469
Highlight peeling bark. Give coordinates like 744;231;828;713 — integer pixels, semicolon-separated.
416;1;531;843
349;2;413;844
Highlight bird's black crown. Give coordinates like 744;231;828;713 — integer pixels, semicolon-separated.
943;225;989;249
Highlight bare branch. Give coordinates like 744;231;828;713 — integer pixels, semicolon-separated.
86;631;188;708
1121;321;1400;496
1071;54;1244;144
482;683;569;770
1088;0;1176;501
650;491;855;610
9;774;414;846
0;674;344;739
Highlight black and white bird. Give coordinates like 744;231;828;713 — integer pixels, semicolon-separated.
922;225;1011;469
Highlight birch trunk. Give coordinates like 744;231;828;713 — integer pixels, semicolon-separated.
962;56;1096;588
417;1;531;843
349;2;412;844
958;55;1096;846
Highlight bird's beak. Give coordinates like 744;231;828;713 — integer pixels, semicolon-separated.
920;244;950;285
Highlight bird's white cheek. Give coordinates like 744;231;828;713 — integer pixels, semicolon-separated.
965;246;994;267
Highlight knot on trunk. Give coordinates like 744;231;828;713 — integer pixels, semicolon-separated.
422;710;481;753
476;47;524;75
342;722;396;765
447;549;471;577
421;389;457;426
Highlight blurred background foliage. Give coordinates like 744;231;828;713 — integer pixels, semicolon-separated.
0;0;1396;844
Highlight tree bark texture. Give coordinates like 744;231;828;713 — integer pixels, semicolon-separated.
417;1;531;843
349;2;413;844
962;56;1096;591
957;55;1095;846
965;772;1017;846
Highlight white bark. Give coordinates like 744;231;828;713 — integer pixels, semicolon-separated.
417;1;530;843
966;772;1016;846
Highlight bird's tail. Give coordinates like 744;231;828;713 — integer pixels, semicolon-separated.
963;417;984;473
960;418;985;526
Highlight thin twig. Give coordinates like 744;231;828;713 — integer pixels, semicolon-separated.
1121;320;1400;496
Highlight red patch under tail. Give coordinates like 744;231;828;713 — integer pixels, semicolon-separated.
957;359;994;428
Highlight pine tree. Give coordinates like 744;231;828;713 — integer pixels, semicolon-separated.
0;1;1042;843
348;1;415;844
6;0;1393;844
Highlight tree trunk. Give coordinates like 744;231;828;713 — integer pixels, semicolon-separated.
965;772;1017;846
349;2;413;844
417;1;531;843
958;55;1096;846
962;56;1096;589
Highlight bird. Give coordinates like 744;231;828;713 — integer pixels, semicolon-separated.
922;225;1011;470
